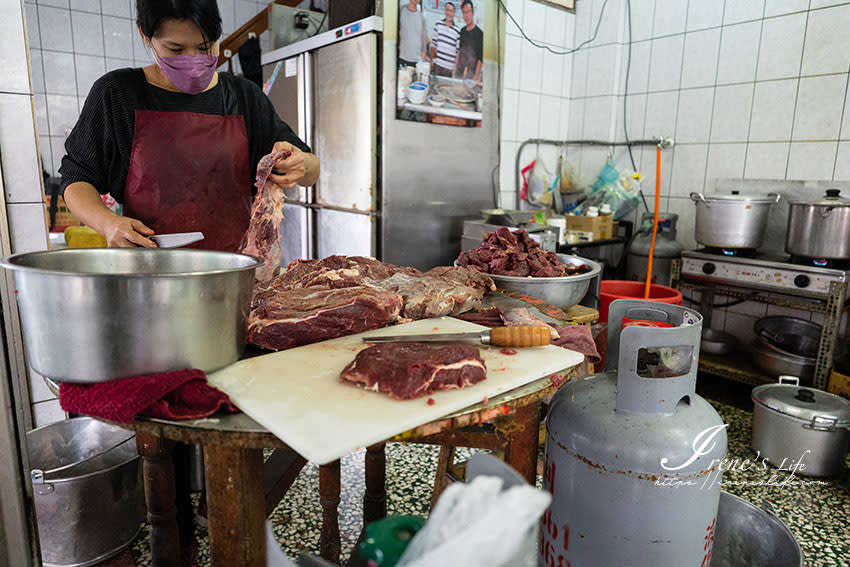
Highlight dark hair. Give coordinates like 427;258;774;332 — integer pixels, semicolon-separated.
136;0;222;43
446;2;455;8
461;0;474;11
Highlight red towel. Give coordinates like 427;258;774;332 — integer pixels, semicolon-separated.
59;369;239;424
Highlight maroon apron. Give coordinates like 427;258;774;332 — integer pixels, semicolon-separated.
124;109;253;252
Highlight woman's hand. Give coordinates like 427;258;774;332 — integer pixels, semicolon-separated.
103;216;157;248
268;141;306;190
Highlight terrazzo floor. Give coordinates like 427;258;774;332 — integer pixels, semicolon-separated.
101;380;849;567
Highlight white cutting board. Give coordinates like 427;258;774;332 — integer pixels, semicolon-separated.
208;318;582;465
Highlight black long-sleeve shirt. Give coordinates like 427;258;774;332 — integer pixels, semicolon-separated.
59;68;310;202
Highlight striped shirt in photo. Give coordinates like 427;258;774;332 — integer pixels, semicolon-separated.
432;20;460;71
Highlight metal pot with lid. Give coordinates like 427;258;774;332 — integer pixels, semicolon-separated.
786;188;850;259
691;191;780;249
751;376;850;477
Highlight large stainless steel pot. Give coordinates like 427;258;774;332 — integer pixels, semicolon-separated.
0;248;260;382
484;254;601;309
27;417;143;567
690;191;780;249
751;376;850;477
786;189;850;259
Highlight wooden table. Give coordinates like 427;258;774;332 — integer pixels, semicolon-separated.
116;368;574;567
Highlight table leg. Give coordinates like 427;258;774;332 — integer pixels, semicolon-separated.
135;432;181;567
319;460;341;563
504;401;541;484
363;443;386;524
204;445;266;567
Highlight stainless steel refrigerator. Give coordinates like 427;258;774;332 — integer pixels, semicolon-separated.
261;12;500;270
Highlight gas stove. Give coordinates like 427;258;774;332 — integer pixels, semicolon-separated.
680;249;849;299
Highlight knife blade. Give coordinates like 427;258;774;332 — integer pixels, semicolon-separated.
149;232;205;248
362;326;551;347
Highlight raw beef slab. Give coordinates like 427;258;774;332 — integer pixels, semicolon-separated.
340;342;487;400
247;285;403;351
239;149;291;283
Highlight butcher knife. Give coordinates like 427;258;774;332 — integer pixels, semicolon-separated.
149;232;204;248
362;325;551;347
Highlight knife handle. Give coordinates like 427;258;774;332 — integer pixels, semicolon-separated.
490;326;551;347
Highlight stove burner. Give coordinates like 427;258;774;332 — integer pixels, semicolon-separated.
699;247;758;258
790;256;850;270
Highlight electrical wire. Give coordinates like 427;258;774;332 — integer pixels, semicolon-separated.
495;0;611;56
309;11;328;37
623;0;636;172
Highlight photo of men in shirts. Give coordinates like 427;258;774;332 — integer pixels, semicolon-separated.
455;0;483;81
430;2;459;77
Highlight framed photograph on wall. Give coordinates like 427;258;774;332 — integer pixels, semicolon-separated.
396;0;484;127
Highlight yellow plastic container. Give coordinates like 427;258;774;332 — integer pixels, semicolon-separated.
64;226;107;248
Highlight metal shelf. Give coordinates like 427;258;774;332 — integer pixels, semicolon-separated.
673;260;847;390
697;352;774;388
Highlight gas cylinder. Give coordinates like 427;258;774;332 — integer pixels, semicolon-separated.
540;300;726;567
626;212;684;286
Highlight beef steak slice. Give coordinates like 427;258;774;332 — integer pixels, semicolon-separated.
340;342;487;400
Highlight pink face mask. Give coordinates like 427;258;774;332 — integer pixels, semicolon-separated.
151;46;217;95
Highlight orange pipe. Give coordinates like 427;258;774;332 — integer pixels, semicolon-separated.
643;146;661;298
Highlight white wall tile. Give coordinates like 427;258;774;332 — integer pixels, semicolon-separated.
519;39;544;93
501;88;519;141
567;97;584;139
105;57;133;72
585;44;619;97
569;48;588;98
0;94;43;203
723;0;765;25
792;74;845;141
132;24;150;61
835;141;850;180
236;0;257;28
522;0;546;43
680;28;720;89
74;54;105;97
723;311;760;344
2;1;34;95
32;400;66;428
583;96;615;140
749;78;797;142
70;0;100;12
558;97;571;138
652;0;688;38
29;48;45;94
757;13;806;81
543;3;567;48
627;0;655;42
38;135;52;175
538;95;562;140
716;21;760;85
500;140;518;197
801;4;850;76
71;11;104;56
100;0;131;17
541;50;565;97
516;92;541;141
29;370;54;404
103;15;133;60
591;0;623;46
506;0;525;30
36;10;73;54
33;93;48;135
644;90;678;139
503;34;521;92
705;143;747;187
49;136;66;175
810;0;849;8
675;87;714;144
42;51;77;95
7;203;49;253
665;196;698;250
765;0;809;18
46;94;80;138
648;34;684;92
745;142;790;179
25;3;40;47
670;144;708;198
38;0;69;8
615;93;646;140
687;0;723;32
787;141;838;180
620;39;650;94
710;84;753;143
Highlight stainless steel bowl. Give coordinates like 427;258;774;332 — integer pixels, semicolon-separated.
754;316;821;359
0;248;260;382
484;254;601;310
751;337;815;385
701;328;736;355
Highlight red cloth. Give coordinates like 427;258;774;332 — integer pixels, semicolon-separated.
59;369;239;424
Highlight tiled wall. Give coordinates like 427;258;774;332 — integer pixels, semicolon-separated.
501;0;850;342
24;0;281;175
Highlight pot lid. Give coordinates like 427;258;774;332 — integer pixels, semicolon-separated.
788;188;850;207
752;381;850;425
695;190;779;203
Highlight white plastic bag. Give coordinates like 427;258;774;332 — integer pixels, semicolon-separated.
395;476;551;567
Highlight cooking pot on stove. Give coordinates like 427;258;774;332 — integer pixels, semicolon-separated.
691;191;780;249
786;189;850;260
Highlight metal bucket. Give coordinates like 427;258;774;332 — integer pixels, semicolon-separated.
712;492;803;566
27;417;144;567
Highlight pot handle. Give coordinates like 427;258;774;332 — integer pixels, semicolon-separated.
33;433;135;480
803;415;839;431
767;192;781;203
690;192;707;206
778;375;800;386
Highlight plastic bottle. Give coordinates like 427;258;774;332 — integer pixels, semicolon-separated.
600;203;613;216
587;206;600;217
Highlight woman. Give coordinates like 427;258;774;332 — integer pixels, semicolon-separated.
60;0;320;251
